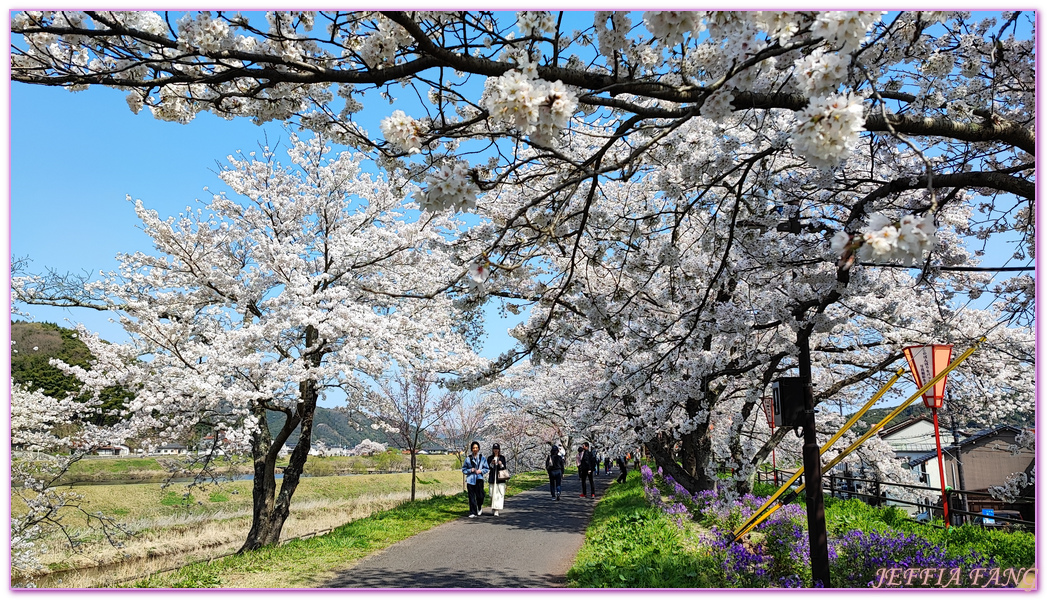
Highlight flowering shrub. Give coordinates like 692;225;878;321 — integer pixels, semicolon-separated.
641;467;1024;588
833;529;995;587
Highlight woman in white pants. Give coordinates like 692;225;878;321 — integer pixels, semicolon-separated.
487;443;508;516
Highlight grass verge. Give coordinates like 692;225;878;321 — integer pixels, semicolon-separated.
124;470;547;588
566;471;719;588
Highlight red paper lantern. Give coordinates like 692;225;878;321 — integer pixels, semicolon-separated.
903;344;954;408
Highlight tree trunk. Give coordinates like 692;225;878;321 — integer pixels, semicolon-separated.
624;390;716;493
646;425;717;492
239;329;322;552
728;399;758;495
240;400;281;553
410;449;417;501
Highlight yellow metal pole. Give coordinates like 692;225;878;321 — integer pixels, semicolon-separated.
731;367;905;539
732;338;985;541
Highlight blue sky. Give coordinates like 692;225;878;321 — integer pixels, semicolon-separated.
8;80;529;357
5;10;1035;411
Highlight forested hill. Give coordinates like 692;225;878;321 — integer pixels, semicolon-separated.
12;320;94;398
12;321;389;449
265;408;392;449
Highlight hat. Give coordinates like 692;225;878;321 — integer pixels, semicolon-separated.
492;443;500;450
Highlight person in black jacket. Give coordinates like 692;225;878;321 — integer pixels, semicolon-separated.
487;443;508;516
577;442;596;498
545;445;565;499
615;455;628;483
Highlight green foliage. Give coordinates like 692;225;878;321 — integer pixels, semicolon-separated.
915;523;1035;569
568;473;720;588
374;450;409;472
208;491;230;503
750;481;779;497
823;497;1034;570
11;320;131;426
137;563;222;588
415;454;433;471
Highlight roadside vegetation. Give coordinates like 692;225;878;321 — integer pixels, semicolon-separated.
567;467;1035;588
19;467;466;587
127;470;546;589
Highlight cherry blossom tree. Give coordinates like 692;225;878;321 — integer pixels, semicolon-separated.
349;439;387;457
11;11;1034;496
366;370;463;501
435;398;488;463
11;384;131;582
13;135;485;551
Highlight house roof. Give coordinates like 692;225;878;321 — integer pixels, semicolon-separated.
906;425;1023;466
879;415;932;438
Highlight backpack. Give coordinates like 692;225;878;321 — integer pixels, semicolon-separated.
546;454;564;473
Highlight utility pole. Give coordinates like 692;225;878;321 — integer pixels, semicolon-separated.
799;334;831;587
947;393;968;523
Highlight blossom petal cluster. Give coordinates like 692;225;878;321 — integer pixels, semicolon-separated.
643;11;703;47
811;11;884;53
414;161;478;213
380;109;424;154
481;69;578;146
857;213;936;264
176;12;233;54
516;11;557;35
791;92;865;170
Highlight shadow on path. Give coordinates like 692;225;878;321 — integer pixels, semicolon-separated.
323;470;618;588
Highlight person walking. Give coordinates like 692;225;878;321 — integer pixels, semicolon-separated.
487;443;508;516
615;455;628;484
577;443;596;498
604;456;611;476
545;445;565;500
462;441;489;517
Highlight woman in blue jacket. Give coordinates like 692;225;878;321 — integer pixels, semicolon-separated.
462;440;489;517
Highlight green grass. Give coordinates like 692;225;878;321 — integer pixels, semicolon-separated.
822;497;1035;569
125;470;547;588
208;491;230;503
160;491;195;507
567;472;720;588
56;453;462;484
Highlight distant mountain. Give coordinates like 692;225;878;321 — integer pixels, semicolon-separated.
266;407;393;449
11;320;130;425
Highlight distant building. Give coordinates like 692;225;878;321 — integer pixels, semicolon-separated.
906;425;1034;523
879;416;965;468
157;443;188;455
94;445;130;456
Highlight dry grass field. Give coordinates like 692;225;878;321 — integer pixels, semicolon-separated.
22;469;467;588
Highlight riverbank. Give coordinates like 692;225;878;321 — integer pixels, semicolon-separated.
17;469;467;587
56;453;460;484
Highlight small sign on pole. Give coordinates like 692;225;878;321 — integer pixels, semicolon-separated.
903;343;955;529
761;396;775;428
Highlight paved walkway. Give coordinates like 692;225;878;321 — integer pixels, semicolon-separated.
323;470;615;588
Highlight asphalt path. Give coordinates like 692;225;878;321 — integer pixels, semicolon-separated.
323;469;617;588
